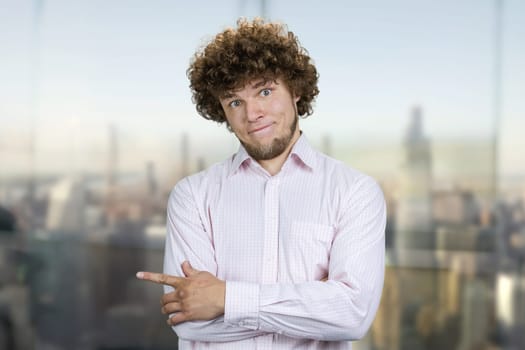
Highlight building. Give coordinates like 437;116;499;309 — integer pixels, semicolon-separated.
395;106;433;252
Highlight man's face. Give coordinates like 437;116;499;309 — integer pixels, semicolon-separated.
219;78;301;161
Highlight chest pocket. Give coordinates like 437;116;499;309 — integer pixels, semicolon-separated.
283;221;335;282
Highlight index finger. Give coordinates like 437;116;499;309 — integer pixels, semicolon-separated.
136;271;182;287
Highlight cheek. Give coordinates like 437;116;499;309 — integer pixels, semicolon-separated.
276;102;296;122
277;97;295;112
224;113;238;128
268;101;287;117
226;118;246;137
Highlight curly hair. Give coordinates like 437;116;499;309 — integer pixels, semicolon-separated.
187;18;319;125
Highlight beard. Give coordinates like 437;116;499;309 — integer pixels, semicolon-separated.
240;115;298;161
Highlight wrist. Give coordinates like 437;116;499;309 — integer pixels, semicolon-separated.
224;281;260;329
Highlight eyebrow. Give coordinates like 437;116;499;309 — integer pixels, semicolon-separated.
251;79;273;89
221;92;236;100
220;79;277;100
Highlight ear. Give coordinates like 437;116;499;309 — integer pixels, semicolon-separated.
294;95;301;103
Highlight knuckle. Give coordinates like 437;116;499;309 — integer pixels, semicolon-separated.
158;274;167;283
182;309;192;320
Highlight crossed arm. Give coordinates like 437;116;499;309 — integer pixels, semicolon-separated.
136;260;329;327
136;175;386;342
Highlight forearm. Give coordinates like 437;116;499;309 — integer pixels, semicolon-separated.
172;317;269;342
260;280;381;340
165;258;382;342
225;260;384;341
167;258;383;343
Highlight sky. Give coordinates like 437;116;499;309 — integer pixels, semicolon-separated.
0;0;524;180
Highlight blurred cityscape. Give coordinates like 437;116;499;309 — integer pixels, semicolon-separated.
1;106;524;350
2;0;525;349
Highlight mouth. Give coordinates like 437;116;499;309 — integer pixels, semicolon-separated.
248;123;274;135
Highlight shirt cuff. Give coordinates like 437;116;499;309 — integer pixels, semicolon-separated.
224;281;260;330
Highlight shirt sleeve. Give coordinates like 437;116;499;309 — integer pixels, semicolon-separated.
163;177;269;342
223;175;386;341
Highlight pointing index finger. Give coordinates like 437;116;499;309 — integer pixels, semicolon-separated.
136;271;182;287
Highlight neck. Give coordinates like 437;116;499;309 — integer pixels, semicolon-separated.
257;130;301;176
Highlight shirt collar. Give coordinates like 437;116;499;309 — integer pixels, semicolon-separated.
228;133;318;177
288;133;318;171
229;144;252;176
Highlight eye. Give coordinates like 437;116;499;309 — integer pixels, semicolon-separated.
260;88;271;97
229;100;241;108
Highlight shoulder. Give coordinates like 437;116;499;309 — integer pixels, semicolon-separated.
169;154;234;201
314;152;385;210
318;152;381;191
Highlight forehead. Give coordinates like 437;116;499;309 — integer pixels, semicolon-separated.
220;78;279;99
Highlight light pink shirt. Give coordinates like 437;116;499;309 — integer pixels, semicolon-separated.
163;134;386;349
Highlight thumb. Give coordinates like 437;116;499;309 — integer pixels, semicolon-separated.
181;261;198;277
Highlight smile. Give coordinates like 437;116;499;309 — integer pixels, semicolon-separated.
249;123;274;135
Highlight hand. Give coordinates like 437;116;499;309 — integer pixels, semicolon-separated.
136;261;226;326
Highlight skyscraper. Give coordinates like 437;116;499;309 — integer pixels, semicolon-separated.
395;106;433;252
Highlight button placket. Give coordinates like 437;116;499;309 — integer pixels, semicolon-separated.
261;177;280;284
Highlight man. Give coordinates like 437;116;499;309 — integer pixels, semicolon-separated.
136;18;386;349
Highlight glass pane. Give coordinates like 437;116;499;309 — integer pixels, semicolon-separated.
1;1;523;349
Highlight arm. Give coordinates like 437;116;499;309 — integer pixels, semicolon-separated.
224;175;386;341
162;177;269;342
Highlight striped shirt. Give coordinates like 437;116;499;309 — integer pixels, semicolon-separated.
163;134;386;349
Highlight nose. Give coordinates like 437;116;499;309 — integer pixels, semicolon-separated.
245;99;264;122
